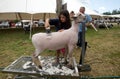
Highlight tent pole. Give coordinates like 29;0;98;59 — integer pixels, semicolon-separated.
77;22;91;72
29;14;33;39
17;13;22;20
102;16;109;30
90;23;98;31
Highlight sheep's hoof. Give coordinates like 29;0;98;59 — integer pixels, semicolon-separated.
62;61;69;65
66;64;74;69
52;61;59;66
38;65;42;69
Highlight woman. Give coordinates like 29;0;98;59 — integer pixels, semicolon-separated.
45;10;71;65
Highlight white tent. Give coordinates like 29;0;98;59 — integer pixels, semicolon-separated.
63;0;101;17
0;0;56;14
0;12;57;20
0;13;21;20
102;14;120;18
111;14;120;18
0;0;57;20
0;0;57;38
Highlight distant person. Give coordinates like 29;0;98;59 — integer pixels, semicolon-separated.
77;6;92;47
117;20;120;25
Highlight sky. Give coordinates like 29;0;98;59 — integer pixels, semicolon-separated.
77;0;120;14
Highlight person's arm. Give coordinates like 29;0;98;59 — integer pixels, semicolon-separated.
45;18;50;29
86;14;98;31
45;18;59;33
45;18;59;28
58;29;64;32
45;18;51;34
85;14;92;26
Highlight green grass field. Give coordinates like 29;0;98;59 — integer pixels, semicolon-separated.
0;26;120;78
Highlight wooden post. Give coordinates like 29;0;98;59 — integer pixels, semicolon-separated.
43;13;46;21
56;0;62;15
62;3;67;10
17;13;22;20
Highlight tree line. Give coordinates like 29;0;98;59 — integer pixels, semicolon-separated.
103;8;120;15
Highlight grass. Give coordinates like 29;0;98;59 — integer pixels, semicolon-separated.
0;26;120;78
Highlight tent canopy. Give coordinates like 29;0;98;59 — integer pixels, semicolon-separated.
0;0;57;20
0;0;57;39
0;13;57;20
102;14;120;18
0;0;56;14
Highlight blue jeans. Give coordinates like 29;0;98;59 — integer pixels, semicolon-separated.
77;32;82;47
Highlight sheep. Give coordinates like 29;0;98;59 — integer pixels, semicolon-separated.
32;14;85;69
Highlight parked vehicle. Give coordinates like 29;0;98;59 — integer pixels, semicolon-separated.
38;19;44;26
95;20;113;28
22;20;31;33
0;21;10;28
15;22;23;28
33;21;38;27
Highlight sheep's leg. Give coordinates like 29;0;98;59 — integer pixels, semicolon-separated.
32;49;42;69
67;44;74;69
52;50;60;66
63;46;68;64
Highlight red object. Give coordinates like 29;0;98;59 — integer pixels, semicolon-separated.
60;48;65;54
11;23;15;27
57;48;65;55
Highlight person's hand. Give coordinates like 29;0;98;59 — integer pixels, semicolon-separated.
45;18;50;29
85;22;91;26
58;29;64;32
45;18;51;34
77;12;85;16
46;28;51;34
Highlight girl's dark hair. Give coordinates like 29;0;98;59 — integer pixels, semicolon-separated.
58;10;71;29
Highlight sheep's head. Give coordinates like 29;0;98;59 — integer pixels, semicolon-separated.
72;13;86;23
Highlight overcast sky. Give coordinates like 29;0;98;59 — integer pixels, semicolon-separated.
78;0;120;13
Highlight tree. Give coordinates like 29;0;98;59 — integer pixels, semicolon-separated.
103;8;120;15
103;12;111;15
112;9;119;14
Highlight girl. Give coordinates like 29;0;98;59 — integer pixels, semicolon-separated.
45;10;71;65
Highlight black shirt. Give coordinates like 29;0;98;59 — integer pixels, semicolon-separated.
49;19;70;31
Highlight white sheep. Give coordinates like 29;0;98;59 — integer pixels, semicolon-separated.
32;14;85;69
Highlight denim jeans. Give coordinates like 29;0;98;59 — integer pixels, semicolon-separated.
77;32;82;47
